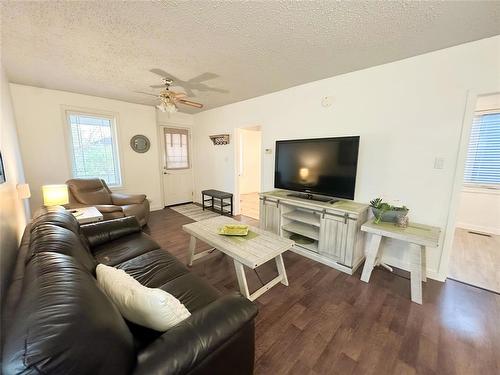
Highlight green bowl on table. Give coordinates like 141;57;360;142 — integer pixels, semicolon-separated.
218;224;249;236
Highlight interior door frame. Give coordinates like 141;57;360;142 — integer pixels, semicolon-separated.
233;125;262;217
437;84;500;281
157;122;194;208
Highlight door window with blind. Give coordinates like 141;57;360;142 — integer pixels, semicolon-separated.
464;110;500;188
66;111;122;186
164;128;190;169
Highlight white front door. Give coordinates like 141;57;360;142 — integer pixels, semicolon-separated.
160;126;194;206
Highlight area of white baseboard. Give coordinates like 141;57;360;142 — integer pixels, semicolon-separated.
455;222;500;236
150;205;164;211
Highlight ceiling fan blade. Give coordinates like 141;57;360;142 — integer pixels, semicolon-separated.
149;84;165;89
173;92;187;98
149;68;170;77
188;72;218;83
178;99;203;109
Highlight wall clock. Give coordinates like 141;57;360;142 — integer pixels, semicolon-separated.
130;135;151;153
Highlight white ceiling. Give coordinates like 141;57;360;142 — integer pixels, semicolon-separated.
2;1;500;113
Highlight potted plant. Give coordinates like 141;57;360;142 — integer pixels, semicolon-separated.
369;198;409;224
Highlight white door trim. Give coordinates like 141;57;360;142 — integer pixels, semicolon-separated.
437;85;500;281
157;123;194;208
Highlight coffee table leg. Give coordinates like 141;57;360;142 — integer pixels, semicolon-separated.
233;260;251;299
275;254;289;286
188;235;197;266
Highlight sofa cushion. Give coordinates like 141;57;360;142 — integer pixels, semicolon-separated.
94;232;160;266
159;273;221;313
31;206;80;235
97;264;191;332
28;224;97;274
116;249;190;288
2;252;135;375
67;178;113;205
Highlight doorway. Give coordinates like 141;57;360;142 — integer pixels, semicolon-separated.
236;126;262;220
447;93;500;293
159;126;194;206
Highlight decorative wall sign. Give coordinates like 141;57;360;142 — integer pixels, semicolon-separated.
209;134;230;145
130;135;151;153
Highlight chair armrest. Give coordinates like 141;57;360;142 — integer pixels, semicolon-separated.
134;293;258;375
94;204;123;213
80;216;142;248
111;193;146;205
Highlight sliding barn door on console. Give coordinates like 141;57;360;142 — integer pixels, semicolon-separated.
160;127;194;206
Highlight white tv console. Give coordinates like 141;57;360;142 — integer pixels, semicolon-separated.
259;190;369;275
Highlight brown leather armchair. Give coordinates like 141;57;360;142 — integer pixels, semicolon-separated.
66;178;150;226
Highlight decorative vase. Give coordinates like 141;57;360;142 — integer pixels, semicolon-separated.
371;207;409;223
396;213;409;228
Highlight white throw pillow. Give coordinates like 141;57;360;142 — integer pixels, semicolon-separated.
96;264;191;331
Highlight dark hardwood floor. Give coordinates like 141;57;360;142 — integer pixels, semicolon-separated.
145;208;500;375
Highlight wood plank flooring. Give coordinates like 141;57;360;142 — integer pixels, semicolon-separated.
145;208;500;375
449;228;500;293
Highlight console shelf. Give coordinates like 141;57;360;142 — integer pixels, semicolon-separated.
282;222;320;241
282;210;321;227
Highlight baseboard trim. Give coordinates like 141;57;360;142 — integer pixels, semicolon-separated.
455;222;500;235
150;205;164;211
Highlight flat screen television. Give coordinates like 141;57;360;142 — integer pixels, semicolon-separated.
274;136;360;200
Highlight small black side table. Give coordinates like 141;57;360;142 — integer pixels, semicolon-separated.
202;189;233;216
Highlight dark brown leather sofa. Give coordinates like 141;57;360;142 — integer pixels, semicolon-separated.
66;178;150;226
2;207;258;375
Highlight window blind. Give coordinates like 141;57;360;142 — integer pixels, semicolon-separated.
463;111;500;188
164;128;190;169
68;113;122;186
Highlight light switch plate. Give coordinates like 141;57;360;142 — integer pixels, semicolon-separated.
434;157;445;169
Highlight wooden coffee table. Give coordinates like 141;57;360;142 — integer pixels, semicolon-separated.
183;216;294;301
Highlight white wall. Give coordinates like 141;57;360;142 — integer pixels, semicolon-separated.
0;67;29;305
193;36;500;280
456;93;500;235
239;128;261;194
10;84;193;212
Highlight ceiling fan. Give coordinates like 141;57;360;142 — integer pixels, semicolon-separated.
141;77;204;113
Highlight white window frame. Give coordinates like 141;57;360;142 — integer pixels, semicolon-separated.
463;108;500;190
163;127;191;170
63;108;123;188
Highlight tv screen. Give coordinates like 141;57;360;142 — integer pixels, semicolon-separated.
274;136;360;200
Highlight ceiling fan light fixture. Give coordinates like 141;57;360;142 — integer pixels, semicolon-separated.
157;99;177;114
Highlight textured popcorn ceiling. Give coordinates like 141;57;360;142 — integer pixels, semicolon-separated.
2;1;500;113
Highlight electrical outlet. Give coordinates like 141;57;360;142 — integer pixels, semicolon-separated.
434;157;444;169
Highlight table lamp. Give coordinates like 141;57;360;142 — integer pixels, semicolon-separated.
42;184;69;206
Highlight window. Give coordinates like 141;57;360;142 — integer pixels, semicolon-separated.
464;110;500;188
164;128;190;169
66;111;122;186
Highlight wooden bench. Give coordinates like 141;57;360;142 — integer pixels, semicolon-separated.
202;189;233;216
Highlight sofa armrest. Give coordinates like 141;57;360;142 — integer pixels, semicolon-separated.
80;216;142;248
134;293;258;375
111;193;146;205
94;204;123;213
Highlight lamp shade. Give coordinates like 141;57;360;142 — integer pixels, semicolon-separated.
42;184;69;206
